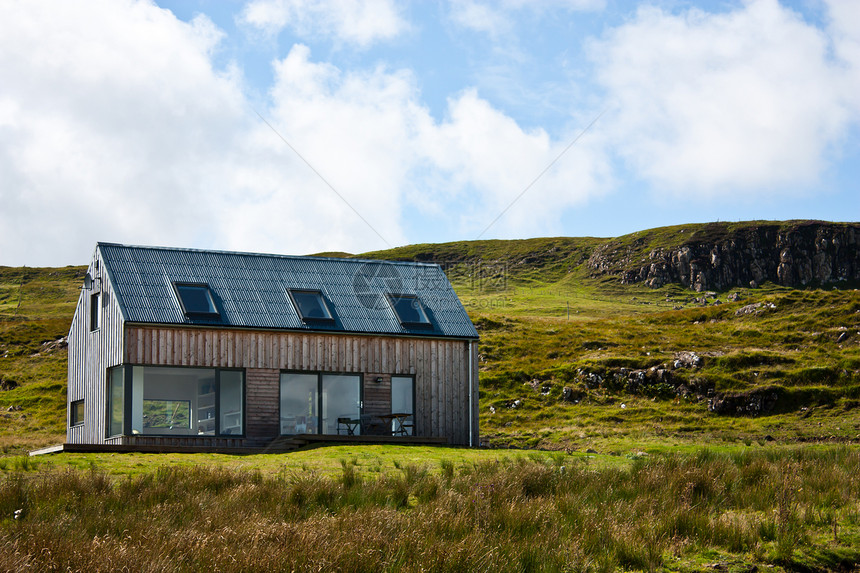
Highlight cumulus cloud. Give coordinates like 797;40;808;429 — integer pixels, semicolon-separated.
0;0;248;266
239;0;406;47
0;1;608;265
590;0;859;196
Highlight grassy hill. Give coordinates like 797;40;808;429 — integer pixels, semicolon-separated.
1;223;859;455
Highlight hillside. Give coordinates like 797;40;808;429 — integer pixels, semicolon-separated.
1;221;859;454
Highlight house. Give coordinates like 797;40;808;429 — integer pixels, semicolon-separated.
66;243;479;451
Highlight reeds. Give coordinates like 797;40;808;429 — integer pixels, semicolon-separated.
2;447;860;571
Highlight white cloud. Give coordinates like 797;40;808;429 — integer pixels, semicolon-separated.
448;1;512;37
419;90;609;236
239;0;406;47
590;0;858;196
0;0;248;266
0;0;608;266
448;0;604;37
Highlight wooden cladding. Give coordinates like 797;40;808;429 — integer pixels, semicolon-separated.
124;326;477;446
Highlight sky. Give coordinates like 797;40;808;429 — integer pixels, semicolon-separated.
1;0;859;267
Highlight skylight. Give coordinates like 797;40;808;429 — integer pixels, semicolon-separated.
174;283;219;317
386;293;432;327
289;290;334;322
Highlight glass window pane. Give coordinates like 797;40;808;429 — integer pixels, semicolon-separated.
71;400;85;426
322;374;361;435
387;294;430;325
220;370;243;436
290;290;332;321
280;373;318;434
108;366;124;437
175;284;218;315
141;400;191;429
391;376;414;436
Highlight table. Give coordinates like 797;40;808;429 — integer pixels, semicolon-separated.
377;412;412;436
336;417;360;435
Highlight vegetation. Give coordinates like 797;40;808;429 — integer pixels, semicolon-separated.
3;447;860;571
1;222;859;569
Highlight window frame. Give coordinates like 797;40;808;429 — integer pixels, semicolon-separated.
90;292;101;331
385;293;432;328
105;365;244;438
288;289;335;323
172;282;220;319
70;399;85;427
279;370;363;436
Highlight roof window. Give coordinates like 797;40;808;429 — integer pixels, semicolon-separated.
386;293;432;327
174;283;219;318
289;290;334;322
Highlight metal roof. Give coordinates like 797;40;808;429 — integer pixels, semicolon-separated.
96;243;478;339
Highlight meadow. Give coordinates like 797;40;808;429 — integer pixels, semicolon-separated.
3;446;860;571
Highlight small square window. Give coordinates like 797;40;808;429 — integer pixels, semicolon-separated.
174;283;219;317
386;293;432;327
70;400;85;427
289;290;334;322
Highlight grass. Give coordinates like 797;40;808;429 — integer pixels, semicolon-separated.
3;446;860;571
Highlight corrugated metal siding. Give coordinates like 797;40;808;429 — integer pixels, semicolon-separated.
98;243;478;339
67;250;125;445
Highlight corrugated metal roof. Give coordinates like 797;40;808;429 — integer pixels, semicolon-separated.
97;243;478;339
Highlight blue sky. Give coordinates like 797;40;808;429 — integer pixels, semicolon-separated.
1;0;858;266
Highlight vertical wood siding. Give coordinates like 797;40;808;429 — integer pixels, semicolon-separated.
67;252;125;444
124;326;477;445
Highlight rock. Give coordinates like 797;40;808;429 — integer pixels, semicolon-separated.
708;389;779;416
736;302;763;316
0;377;18;391
837;331;848;343
674;351;704;368
585;448;598;454
728;292;742;302
7;405;22;412
587;222;860;290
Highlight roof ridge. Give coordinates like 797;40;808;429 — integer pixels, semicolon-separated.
96;242;442;268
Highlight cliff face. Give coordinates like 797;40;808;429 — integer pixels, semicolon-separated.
587;221;860;291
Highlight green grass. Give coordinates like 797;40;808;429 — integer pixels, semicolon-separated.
3;446;860;571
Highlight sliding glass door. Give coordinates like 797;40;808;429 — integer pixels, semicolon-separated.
280;372;361;435
322;374;361;435
279;373;318;434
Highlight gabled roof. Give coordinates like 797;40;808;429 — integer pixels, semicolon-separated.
96;243;478;339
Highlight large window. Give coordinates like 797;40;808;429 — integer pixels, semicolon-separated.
108;366;124;436
107;366;243;437
391;376;414;436
280;373;318;435
280;372;361;435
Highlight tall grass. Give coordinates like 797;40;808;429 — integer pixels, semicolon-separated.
2;447;859;571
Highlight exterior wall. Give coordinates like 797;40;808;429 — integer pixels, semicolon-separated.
124;326;478;446
67;252;125;444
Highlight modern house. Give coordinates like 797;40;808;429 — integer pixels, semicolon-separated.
66;243;479;451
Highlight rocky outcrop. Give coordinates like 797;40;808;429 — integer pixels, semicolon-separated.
587;221;860;291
